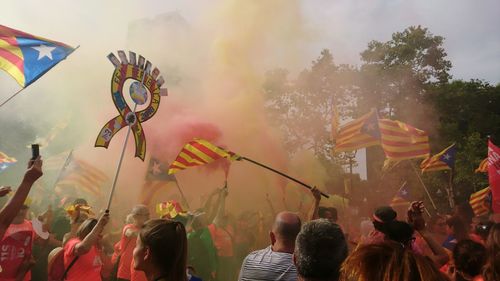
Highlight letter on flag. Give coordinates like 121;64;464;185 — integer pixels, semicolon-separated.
379;119;430;160
488;140;500;213
0;24;75;87
420;144;456;173
469;186;491;216
168;139;240;175
334;109;380;152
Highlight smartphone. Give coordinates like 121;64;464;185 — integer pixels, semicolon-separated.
31;144;39;160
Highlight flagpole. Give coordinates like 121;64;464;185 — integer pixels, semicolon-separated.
51;150;74;189
447;169;455;208
0;46;80;109
409;161;438;210
173;176;190;210
239;156;329;198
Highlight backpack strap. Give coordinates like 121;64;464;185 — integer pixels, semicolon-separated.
62;256;79;280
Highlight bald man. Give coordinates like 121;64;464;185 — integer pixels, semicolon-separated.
238;211;301;281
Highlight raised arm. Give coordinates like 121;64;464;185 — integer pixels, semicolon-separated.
73;212;109;256
309;187;321;221
0;157;43;239
213;187;228;226
408;201;449;266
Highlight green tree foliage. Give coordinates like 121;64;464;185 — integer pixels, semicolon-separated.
356;26;452;127
263;25;498;211
263;49;356;162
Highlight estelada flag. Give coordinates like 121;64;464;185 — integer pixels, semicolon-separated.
469;187;491;216
168;139;240;175
420;144;456;173
475;158;488;173
390;182;411;207
379;119;430;161
334;109;380;152
487;140;500;213
0;24;74;87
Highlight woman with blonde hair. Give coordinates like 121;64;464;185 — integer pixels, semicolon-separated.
133;219;188;281
339;242;449;281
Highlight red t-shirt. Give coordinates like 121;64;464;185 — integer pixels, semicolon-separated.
117;224;146;281
208;224;234;257
0;220;34;281
64;238;103;281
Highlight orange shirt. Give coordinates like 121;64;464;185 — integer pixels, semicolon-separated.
208;224;234;257
64;238;102;281
0;220;34;281
117;224;146;281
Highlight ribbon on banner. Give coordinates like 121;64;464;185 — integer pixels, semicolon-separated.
95;51;166;160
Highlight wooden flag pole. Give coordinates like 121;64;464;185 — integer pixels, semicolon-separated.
409;161;438;210
173;176;190;210
239;156;329;198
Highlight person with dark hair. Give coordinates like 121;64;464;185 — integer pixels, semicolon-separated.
361;206;397;245
449;239;486;281
443;216;469;250
63;213;109;281
339;242;449;281
133;219;188;281
318;207;338;223
482;223;500;281
294;219;348;281
238;211;301;281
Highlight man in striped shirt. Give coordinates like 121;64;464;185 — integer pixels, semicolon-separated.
238;211;301;281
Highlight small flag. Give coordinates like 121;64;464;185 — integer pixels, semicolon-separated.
475;158;488;173
168;138;240;175
146;157;177;182
390;181;411;207
140;157;178;204
0;151;17;173
0;25;75;87
469;186;491;216
379;119;430;160
156;200;187;219
334;109;380;152
420;144;457;173
487;140;500;213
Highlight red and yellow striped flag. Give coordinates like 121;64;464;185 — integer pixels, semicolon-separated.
469;187;491;216
420;144;456;173
379;119;430;160
475;158;488;173
334;109;380;152
168;139;240;175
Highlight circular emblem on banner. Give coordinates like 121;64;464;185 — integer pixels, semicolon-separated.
130;81;148;105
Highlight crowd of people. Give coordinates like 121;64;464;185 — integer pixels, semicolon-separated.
0;157;499;281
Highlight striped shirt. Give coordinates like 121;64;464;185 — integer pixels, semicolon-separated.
238;246;297;281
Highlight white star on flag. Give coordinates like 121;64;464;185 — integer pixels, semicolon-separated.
151;161;162;175
31;45;56;60
443;153;450;160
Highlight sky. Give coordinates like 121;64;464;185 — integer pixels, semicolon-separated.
2;0;499;84
0;0;499;209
